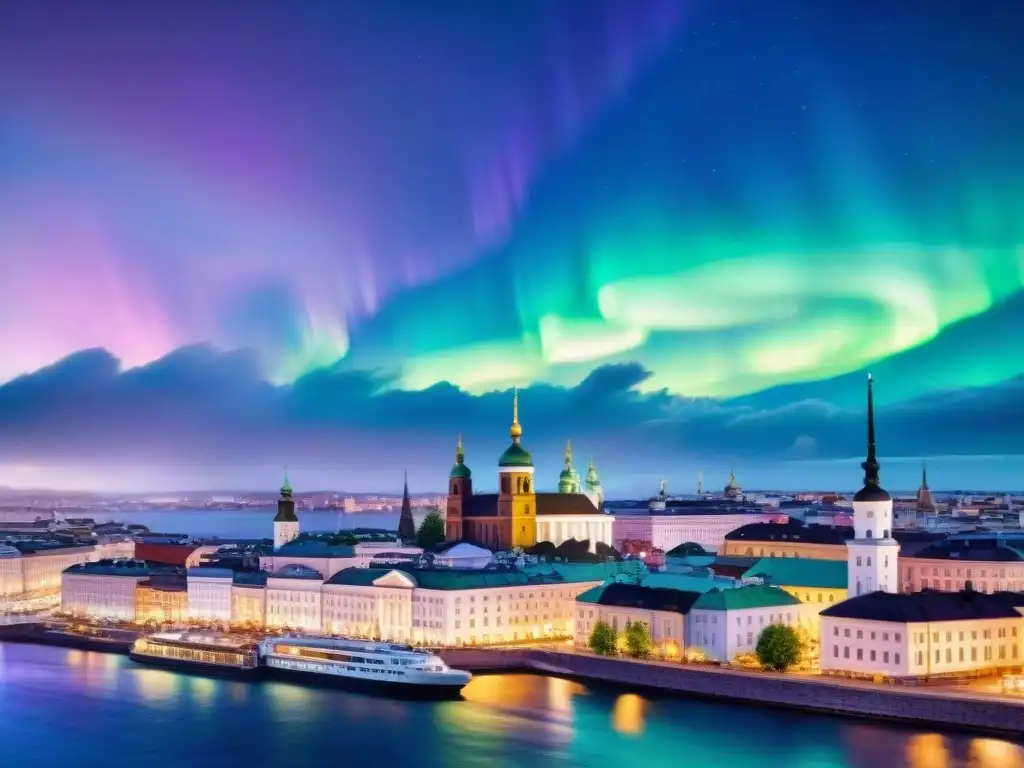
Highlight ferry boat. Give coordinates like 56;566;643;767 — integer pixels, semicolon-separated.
258;635;472;698
129;632;261;678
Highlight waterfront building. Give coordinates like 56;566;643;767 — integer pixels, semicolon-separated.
574;582;801;662
260;540;356;579
0;541;96;604
231;571;268;626
820;590;1024;681
61;559;150;621
135;575;188;624
186;568;234;625
444;392;613;552
323;562;608;646
899;534;1024;594
273;471;300;550
688;585;803;661
265;565;324;632
575;582;699;657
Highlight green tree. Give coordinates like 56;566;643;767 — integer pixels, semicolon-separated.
625;620;654;659
755;624;802;671
415;510;447;550
588;621;617;656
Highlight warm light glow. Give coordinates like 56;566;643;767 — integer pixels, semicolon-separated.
968;739;1024;768
611;693;646;735
905;734;950;768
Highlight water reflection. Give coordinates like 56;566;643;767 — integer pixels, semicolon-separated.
611;693;646;736
135;668;180;703
906;734;950;768
189;676;215;707
968;738;1024;768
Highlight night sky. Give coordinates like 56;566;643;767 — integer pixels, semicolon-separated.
1;0;1022;494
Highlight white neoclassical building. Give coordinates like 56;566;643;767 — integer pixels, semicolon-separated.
61;560;150;621
186;568;234;624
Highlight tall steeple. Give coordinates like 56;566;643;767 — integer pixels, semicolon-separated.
558;439;579;493
273;465;299;549
510;387;522;443
450;433;472;479
853;374;889;502
697;470;703;496
398;470;416;541
921;463;929;490
916;461;936;512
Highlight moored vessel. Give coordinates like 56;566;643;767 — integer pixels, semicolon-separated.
129;631;261;678
258;635;472;698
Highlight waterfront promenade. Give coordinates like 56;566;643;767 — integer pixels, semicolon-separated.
438;647;1024;738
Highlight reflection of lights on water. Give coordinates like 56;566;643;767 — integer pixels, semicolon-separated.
136;669;181;703
906;734;949;768
969;738;1024;767
228;682;249;704
547;677;585;715
266;682;314;719
190;677;215;707
611;693;646;736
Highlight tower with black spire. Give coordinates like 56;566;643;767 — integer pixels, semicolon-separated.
916;463;937;513
273;467;300;549
847;375;900;596
398;470;416;542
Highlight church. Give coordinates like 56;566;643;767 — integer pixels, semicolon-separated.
444;391;612;552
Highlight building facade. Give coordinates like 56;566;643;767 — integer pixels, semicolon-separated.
61;560;151;621
613;510;771;553
821;591;1024;680
186;568;234;624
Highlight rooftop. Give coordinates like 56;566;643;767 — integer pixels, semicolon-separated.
272;539;356;558
821;589;1024;623
907;539;1024;563
325;562;612;591
641;571;740;594
724;521;852;545
270;564;324;580
595;582;703;615
692;585;802;611
742;557;848;590
65;559;149;577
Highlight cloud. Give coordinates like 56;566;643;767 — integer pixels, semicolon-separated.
0;344;1022;494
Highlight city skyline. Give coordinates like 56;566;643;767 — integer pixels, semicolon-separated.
1;1;1022;491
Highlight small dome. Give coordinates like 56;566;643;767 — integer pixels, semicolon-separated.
853;484;891;503
450;462;472;479
558;467;574;481
498;441;533;468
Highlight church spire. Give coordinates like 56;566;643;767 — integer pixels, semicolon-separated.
564;439;573;467
510;387;522;442
398;469;416;541
863;374;880;487
921;462;929;490
853;374;890;502
280;465;292;498
456;433;464;464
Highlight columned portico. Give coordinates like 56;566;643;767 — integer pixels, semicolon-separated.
536;514;614;552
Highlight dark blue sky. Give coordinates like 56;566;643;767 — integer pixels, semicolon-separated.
0;0;1022;492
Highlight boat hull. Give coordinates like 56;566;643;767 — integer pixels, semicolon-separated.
128;652;262;680
263;664;468;700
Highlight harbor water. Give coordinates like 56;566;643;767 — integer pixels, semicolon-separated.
0;643;1020;767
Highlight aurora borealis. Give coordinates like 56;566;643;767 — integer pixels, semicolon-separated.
0;0;1022;493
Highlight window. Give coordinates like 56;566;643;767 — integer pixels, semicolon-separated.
843;647;849;659
870;650;876;661
895;653;901;665
883;651;889;663
857;649;863;660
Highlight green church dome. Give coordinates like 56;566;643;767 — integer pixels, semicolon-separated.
450;434;472;478
450;462;472;479
498;441;534;468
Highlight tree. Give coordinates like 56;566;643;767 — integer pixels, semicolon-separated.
526;541;558;559
625;620;654;659
755;624;802;671
588;621;617;656
415;510;446;550
595;542;622;561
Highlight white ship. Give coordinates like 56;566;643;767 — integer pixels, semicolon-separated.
258;635;472;698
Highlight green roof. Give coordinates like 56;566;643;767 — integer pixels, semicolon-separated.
742;557;848;590
666;542;708;557
692;585;802;611
450;461;472;479
498;441;533;468
325;563;613;591
641;571;739;594
274;539;355;557
576;584;607;603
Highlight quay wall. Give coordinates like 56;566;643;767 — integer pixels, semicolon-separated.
438;648;1024;738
